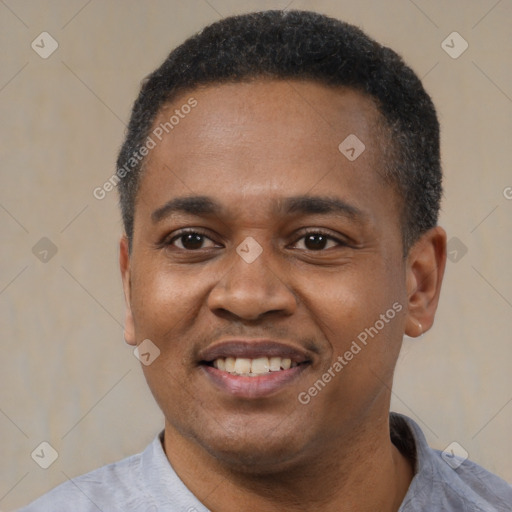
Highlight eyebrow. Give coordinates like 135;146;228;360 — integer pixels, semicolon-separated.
151;196;222;223
151;195;366;224
278;195;365;221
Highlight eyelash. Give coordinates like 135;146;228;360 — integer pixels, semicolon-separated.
165;228;347;251
294;229;347;250
166;228;218;250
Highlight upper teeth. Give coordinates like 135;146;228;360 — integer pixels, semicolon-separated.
213;356;297;376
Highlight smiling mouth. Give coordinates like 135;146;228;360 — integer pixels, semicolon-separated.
198;340;313;396
205;356;301;377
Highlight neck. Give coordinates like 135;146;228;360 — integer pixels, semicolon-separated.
163;413;414;512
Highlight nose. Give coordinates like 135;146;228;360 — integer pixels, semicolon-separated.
207;245;297;321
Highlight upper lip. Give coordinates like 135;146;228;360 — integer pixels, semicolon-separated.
199;339;312;364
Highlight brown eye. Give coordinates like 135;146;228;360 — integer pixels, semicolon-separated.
169;231;217;250
294;232;341;251
179;233;204;250
304;234;329;250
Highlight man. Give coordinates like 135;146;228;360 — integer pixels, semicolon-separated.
20;9;512;512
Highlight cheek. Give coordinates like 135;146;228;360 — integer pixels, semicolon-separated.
301;260;406;383
130;265;206;417
130;263;207;338
306;263;401;332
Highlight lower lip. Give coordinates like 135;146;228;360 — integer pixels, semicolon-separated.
201;364;309;399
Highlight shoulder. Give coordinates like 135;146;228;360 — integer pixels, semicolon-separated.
394;413;512;512
18;431;210;512
17;444;151;512
431;452;512;512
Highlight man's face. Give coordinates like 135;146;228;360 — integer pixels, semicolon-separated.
122;80;411;470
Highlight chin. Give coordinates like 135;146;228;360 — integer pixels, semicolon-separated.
188;416;310;474
205;441;304;475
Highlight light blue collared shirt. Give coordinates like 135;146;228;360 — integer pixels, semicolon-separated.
18;413;512;511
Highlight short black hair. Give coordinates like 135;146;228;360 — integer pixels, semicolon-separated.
116;9;442;251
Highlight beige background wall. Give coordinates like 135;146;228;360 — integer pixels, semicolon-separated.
1;0;511;509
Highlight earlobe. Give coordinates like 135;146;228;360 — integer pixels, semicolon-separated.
119;236;137;346
404;226;447;338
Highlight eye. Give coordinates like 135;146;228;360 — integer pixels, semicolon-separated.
293;231;344;251
168;230;219;250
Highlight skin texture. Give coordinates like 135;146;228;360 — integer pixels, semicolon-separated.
120;80;447;512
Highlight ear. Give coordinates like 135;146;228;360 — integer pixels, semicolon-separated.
120;235;136;346
404;226;447;338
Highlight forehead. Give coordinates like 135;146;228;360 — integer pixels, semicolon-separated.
153;79;383;161
136;79;396;224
